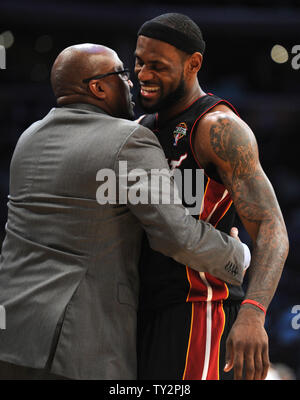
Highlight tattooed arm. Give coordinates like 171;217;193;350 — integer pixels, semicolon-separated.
193;106;289;380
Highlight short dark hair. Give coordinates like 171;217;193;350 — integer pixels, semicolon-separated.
138;13;205;55
151;13;204;44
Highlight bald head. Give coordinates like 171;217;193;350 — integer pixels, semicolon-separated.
50;43;119;105
50;43;134;120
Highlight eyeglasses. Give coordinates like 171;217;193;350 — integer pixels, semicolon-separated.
82;68;130;83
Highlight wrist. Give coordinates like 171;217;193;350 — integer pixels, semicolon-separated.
241;299;266;315
239;300;266;323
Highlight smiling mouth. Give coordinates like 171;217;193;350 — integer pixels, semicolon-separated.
140;85;160;99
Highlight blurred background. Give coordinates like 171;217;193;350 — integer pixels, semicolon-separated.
0;0;299;379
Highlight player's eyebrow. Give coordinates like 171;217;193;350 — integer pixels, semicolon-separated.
134;53;169;67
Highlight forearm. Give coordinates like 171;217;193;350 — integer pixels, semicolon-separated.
242;216;289;311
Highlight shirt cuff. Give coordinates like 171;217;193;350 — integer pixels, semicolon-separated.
242;243;251;270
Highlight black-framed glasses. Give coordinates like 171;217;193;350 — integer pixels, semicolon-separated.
82;68;130;83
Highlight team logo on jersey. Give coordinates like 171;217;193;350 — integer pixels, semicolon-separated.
173;122;187;146
169;153;188;171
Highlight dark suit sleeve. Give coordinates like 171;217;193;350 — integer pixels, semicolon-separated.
114;125;246;286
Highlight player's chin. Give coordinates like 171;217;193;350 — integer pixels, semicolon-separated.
138;94;161;113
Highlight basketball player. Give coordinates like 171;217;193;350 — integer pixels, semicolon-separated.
135;13;289;380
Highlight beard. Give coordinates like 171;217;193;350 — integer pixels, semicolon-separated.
138;75;186;114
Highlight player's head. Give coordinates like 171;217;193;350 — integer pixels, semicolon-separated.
51;43;135;120
135;13;205;113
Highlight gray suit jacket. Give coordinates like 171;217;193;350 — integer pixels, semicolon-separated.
0;103;245;380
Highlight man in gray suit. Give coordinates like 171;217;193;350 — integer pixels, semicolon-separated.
0;44;249;380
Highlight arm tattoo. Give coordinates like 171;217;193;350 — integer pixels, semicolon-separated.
209;116;289;310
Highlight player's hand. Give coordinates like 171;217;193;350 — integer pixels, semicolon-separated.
224;307;269;380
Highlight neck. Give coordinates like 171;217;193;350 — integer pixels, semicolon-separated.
56;94;108;113
157;84;206;124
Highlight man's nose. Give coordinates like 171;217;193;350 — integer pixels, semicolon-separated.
136;65;154;82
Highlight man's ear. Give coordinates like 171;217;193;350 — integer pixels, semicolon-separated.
186;52;203;74
88;80;106;99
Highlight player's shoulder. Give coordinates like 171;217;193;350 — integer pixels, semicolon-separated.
193;102;258;165
200;103;241;127
197;103;253;141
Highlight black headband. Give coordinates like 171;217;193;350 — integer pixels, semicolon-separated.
137;21;205;55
